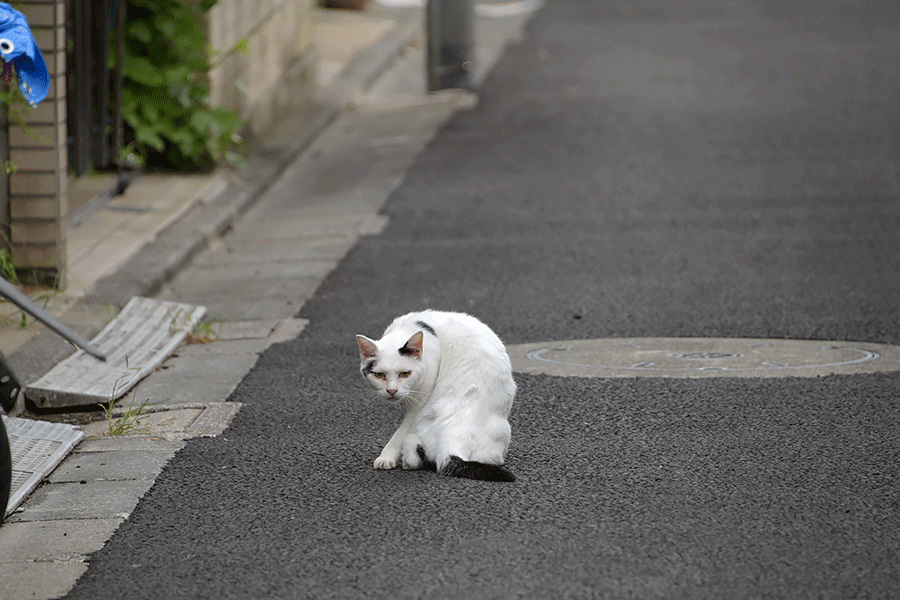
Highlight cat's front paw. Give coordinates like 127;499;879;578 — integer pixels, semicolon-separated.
373;455;398;470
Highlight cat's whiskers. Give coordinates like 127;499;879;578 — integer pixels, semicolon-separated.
403;391;426;408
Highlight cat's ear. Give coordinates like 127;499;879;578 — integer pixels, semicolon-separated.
356;335;378;361
399;331;424;360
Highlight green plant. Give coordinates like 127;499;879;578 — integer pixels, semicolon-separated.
100;361;148;435
0;85;40;146
100;392;149;436
188;317;222;344
0;246;28;327
118;0;243;171
0;248;17;284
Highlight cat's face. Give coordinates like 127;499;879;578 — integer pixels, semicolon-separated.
356;331;425;402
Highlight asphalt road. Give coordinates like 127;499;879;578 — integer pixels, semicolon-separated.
67;1;899;598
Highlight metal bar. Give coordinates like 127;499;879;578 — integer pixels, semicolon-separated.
92;0;112;168
426;0;475;91
0;279;106;361
73;0;93;175
113;0;129;194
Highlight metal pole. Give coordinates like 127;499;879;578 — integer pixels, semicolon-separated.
0;278;105;361
426;0;475;91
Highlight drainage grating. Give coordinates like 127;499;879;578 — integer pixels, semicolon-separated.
507;338;900;379
3;416;84;517
26;297;206;408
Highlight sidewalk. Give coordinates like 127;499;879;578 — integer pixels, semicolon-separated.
0;3;541;599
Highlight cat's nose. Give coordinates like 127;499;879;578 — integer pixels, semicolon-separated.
387;388;398;397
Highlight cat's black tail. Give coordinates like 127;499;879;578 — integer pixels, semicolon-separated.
415;447;515;482
440;456;516;482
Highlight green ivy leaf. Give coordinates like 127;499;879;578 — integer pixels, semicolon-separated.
126;20;153;44
134;125;165;152
122;55;166;87
116;0;243;171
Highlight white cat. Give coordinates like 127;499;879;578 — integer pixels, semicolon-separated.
356;310;516;482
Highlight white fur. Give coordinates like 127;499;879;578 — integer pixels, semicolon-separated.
356;310;515;472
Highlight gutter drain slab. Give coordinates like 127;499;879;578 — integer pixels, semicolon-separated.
506;338;900;379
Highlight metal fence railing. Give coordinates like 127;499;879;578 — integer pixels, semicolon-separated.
67;0;125;180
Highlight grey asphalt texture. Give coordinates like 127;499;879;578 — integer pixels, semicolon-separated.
67;1;900;598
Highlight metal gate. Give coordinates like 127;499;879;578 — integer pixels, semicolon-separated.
67;0;126;181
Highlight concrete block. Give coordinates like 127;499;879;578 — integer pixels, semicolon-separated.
10;122;58;146
19;2;65;28
7;479;153;522
0;560;87;600
11;173;60;196
217;319;279;340
212;318;306;343
176;338;271;356
78;403;241;441
48;448;179;483
30;25;66;52
11;219;59;243
189;257;337;279
0;518;123;561
226;218;365;246
9;148;62;172
130;342;263;406
11;242;63;270
10;196;59;220
22;97;65;125
76;436;185;454
42;49;65;77
165;273;320;321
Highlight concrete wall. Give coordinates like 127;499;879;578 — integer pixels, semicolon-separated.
205;0;317;140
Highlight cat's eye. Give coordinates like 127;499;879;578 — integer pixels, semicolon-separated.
398;371;412;378
372;372;386;380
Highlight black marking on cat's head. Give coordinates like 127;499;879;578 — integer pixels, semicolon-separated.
362;359;378;377
399;331;424;359
415;321;437;337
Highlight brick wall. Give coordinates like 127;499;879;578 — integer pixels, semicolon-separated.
8;0;67;287
205;0;316;140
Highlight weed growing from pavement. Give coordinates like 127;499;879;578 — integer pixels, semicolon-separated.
187;317;222;344
99;357;148;435
100;392;149;436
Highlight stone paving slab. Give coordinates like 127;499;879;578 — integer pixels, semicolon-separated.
74;436;185;454
78;403;242;442
0;518;123;562
7;479;154;523
200;237;359;264
0;560;89;600
164;276;319;322
48;449;179;484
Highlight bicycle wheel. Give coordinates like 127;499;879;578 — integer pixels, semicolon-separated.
0;417;11;523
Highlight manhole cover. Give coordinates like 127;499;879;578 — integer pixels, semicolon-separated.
506;338;900;379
